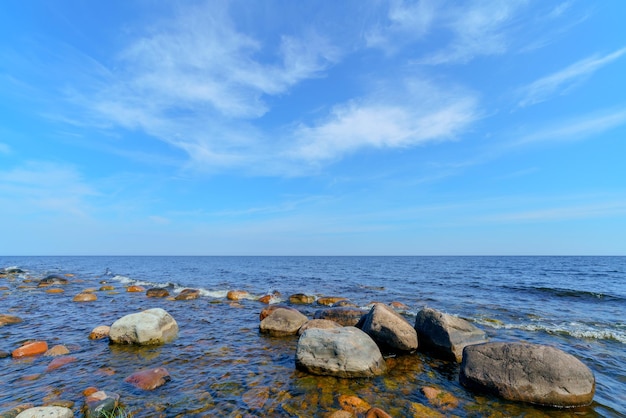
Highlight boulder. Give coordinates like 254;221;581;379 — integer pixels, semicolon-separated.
460;342;595;407
298;319;342;335
414;307;487;362
259;308;308;337
109;308;178;345
84;390;119;418
89;326;111;340
16;406;74;418
289;293;315;304
146;288;170;298
12;341;48;358
227;290;250;300
175;288;200;300
360;304;418;352
313;307;367;326
296;327;386;378
317;296;348;306
259;305;299;321
126;285;145;292
0;314;23;326
73;292;97;302
124;367;171;390
37;275;69;287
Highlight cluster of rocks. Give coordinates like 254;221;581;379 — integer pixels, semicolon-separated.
259;297;595;409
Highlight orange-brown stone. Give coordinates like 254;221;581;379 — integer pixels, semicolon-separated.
289;293;316;304
259;304;298;321
227;290;250;300
0;314;23;326
126;285;145;292
258;295;273;304
366;407;394;418
89;325;111;340
317;296;348;306
421;387;458;410
12;341;48;358
46;356;77;372
44;345;70;357
83;387;99;396
73;292;97;302
338;395;371;415
99;285;115;291
146;288;170;298
45;288;65;294
124;367;171;390
175;288;200;300
390;301;410;311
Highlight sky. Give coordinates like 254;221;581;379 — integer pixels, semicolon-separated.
1;0;625;255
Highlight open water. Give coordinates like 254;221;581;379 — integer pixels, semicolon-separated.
0;256;624;417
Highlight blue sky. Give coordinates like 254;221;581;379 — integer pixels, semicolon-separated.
1;0;625;255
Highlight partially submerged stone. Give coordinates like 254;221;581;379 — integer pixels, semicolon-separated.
84;390;119;418
124;367;171;390
460;342;595;407
89;326;111;340
414;307;487;362
314;307;367;326
289;293;315;304
0;314;23;327
175;288;200;300
360;303;418;352
146;287;170;298
109;308;178;345
16;406;74;418
296;327;386;378
37;275;69;287
73;292;97;302
12;341;48;358
259;308;308;337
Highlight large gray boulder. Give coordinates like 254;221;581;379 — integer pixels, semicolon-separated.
414;307;487;362
16;407;74;418
296;327;386;378
109;308;178;345
360;303;418;352
259;308;308;337
460;342;595;407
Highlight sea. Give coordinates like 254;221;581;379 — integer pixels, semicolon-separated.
0;256;624;417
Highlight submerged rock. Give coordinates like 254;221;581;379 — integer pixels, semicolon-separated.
73;292;97;302
44;345;70;357
124;367;171;390
175;288;200;300
460;342;595;407
296;327;386;378
84;390;119;418
109;308;178;345
259;308;308;337
360;303;418;352
0;314;23;327
414;307;487;362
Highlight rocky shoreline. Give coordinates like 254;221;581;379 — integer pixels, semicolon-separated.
1;266;597;417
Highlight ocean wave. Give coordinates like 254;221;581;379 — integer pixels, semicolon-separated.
475;318;626;344
505;285;625;302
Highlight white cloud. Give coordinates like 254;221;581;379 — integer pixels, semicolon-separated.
290;79;479;162
517;47;626;107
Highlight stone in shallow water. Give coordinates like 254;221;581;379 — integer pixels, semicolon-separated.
109;308;178;345
89;326;110;340
0;314;22;327
289;293;315;304
15;406;74;418
146;287;169;298
124;367;171;390
46;356;77;372
460;342;595;407
44;345;70;357
313;307;367;326
227;290;250;300
73;292;97;302
259;308;308;337
37;275;69;287
12;341;48;358
174;288;200;300
360;303;418;352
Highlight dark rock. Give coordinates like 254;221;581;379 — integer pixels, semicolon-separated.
4;267;25;274
146;288;170;298
414;307;487;362
289;293;315;304
460;342;595;407
84;391;119;418
174;288;200;300
313;307;367;326
37;275;69;287
360;303;418;352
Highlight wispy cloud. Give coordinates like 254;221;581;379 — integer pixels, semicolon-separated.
289;78;479;162
0;142;11;154
517;47;626;107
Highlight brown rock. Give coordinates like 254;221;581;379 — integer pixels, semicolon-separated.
338;395;371;415
44;345;70;357
46;288;65;294
259;308;308;337
126;285;145;292
83;387;98;396
124;367;171;390
360;303;418;352
12;341;48;358
146;288;170;298
289;293;316;304
89;326;110;340
317;296;348;306
46;356;77;372
390;301;410;311
422;386;458;410
0;314;23;326
313;307;367;326
242;386;270;409
407;402;445;418
227;290;250;300
298;319;342;335
328;411;353;418
366;407;393;418
73;292;97;302
259;304;298;321
175;288;200;300
258;294;274;304
99;285;115;291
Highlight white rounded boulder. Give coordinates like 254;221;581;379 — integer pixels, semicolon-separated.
109;308;178;345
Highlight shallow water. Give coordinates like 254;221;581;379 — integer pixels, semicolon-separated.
0;256;624;417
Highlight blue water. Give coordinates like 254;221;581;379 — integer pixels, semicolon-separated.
1;256;624;416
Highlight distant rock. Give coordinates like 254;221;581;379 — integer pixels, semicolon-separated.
125;285;145;292
360;303;418;352
4;267;25;274
296;327;386;378
73;292;97;302
460;342;595;407
124;367;171;390
0;314;23;327
313;307;367;326
38;275;69;287
289;293;316;304
146;288;170;298
109;308;178;345
175;288;200;300
227;290;250;300
16;406;74;418
317;296;348;306
259;308;308;337
414;307;487;362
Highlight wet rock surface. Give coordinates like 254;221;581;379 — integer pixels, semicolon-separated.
360;303;418;352
109;308;178;345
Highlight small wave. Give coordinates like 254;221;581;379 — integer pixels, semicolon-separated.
475;318;626;344
505;285;625;302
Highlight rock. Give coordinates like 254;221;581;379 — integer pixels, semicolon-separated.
109;308;178;345
421;386;458;410
327;411;352;418
89;326;110;340
460;342;595;407
258;294;274;304
124;367;171;390
174;288;200;300
366;407;393;418
414;307;487;362
125;285;145;292
338;395;371;414
390;301;410;311
297;319;342;335
334;300;357;307
313;307;367;326
73;293;97;302
37;275;69;287
407;402;444;418
296;327;386;378
5;267;25;274
12;341;48;358
146;288;170;298
0;350;9;358
317;296;348;306
360;303;418;352
84;391;119;418
289;293;315;304
0;314;23;326
46;288;64;294
44;345;70;357
227;290;250;300
15;406;74;418
99;285;115;291
259;308;308;337
46;356;77;372
242;386;269;409
259;305;298;321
